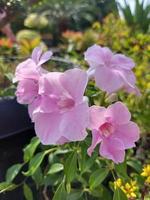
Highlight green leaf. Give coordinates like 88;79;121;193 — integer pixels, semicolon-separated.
113;188;127;200
52;182;67;200
0;182;17;193
102;186;113;200
91;185;111;200
67;190;83;200
83;153;97;173
24;152;46;176
32;167;43;187
23;183;33;200
23;137;40;162
79;145;97;174
44;174;63;187
64;152;77;183
127;160;142;173
89;168;109;190
90;185;104;198
5;73;14;81
115;162;129;180
47;163;64;175
6;164;22;183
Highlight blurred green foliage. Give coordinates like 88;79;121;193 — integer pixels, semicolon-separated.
24;0;118;44
16;30;47;56
24;13;48;29
118;0;150;33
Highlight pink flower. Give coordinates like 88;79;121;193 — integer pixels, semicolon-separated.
28;68;89;145
16;79;39;104
84;44;140;95
87;102;140;163
14;47;52;104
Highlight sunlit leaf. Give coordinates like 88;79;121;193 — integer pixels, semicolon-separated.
47;163;64;175
24;151;46;176
0;182;17;193
23;137;40;162
6;164;23;183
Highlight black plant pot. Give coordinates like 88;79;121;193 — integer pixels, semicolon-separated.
0;97;35;200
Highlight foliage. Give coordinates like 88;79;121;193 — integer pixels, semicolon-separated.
118;0;150;33
24;13;49;29
0;136;149;199
16;30;41;42
16;30;47;56
0;38;15;56
0;58;15;97
24;0;118;44
0;0;26;29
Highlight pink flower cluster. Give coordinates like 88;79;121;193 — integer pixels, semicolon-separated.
14;45;140;163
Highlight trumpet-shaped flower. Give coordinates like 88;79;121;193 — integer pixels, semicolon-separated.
84;44;140;95
28;68;89;145
14;47;52;104
87;102;140;163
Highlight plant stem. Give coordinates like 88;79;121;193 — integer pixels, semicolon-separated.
43;186;49;200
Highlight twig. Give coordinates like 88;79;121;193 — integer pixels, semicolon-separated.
43;186;49;200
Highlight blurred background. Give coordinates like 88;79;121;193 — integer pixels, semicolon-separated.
0;0;150;159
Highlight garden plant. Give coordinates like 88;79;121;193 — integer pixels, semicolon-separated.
0;44;149;200
0;1;150;200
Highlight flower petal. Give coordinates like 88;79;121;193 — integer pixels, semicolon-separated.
106;102;131;125
115;121;140;149
31;47;43;64
84;44;113;68
100;138;125;163
34;112;62;145
60;102;89;141
117;70;136;88
28;95;59;121
89;106;106;130
37;51;53;66
38;96;58;113
28;96;42;121
87;129;102;156
56;136;69;145
38;72;63;95
112;54;135;70
118;70;140;96
14;59;39;82
16;79;38;104
95;67;123;93
60;68;88;103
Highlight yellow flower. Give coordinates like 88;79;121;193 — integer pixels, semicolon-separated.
114;179;138;199
114;178;122;189
141;164;150;184
123;181;138;199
